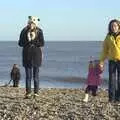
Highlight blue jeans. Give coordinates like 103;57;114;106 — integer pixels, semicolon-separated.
25;66;39;94
109;60;120;101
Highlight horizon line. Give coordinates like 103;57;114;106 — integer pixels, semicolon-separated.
0;40;103;42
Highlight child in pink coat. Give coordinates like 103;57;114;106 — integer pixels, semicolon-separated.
83;59;103;102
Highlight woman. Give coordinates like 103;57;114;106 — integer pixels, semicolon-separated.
18;16;44;98
100;19;120;102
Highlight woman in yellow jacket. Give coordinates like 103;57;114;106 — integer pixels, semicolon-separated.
100;19;120;102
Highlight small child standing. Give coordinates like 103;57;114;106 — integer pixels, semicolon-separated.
10;64;21;87
83;59;103;102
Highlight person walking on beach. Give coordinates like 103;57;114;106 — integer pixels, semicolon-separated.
10;64;21;87
83;57;103;102
100;19;120;102
18;16;44;98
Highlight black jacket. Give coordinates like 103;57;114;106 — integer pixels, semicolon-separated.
18;26;44;67
11;68;20;81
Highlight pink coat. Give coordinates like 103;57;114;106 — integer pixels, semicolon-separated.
86;65;103;86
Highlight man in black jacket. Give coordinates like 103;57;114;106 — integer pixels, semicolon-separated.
18;16;44;98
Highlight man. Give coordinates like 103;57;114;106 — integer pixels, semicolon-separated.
18;16;44;98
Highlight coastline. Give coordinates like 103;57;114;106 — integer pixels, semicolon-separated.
0;87;119;119
2;76;108;89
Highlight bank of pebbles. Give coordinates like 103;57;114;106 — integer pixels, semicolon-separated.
0;87;119;120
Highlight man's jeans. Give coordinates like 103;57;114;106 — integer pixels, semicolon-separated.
109;60;120;101
25;66;39;94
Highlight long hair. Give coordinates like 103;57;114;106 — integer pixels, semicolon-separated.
108;19;120;35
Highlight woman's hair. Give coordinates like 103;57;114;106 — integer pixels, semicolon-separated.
108;19;120;34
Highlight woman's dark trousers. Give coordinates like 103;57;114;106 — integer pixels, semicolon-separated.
25;66;39;94
109;60;120;101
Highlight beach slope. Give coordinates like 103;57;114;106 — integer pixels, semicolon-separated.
0;87;119;120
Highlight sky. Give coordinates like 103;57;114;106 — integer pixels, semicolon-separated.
0;0;120;41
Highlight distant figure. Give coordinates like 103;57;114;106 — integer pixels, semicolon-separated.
100;19;120;102
18;16;44;98
83;58;103;102
10;64;20;87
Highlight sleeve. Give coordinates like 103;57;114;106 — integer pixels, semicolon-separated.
10;69;13;80
18;28;27;47
39;29;45;47
100;35;109;65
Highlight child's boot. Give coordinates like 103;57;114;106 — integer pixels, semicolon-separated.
83;94;89;102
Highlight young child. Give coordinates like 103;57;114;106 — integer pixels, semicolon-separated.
10;64;21;87
83;58;103;102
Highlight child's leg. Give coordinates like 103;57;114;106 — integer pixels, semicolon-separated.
13;80;18;87
92;86;98;96
13;80;16;87
15;79;19;87
83;86;90;102
85;86;91;94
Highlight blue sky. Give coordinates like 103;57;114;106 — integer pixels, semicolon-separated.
0;0;120;41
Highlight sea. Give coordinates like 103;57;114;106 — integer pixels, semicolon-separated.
0;41;109;88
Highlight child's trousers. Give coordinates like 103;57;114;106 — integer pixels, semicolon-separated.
85;85;98;96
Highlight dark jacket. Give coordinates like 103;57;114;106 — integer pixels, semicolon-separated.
11;68;20;81
18;26;44;67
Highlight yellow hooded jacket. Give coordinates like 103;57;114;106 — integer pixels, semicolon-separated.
100;34;120;65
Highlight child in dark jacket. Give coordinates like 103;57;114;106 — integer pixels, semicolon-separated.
10;64;21;87
83;59;103;102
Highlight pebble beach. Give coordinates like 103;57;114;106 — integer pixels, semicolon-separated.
0;87;119;120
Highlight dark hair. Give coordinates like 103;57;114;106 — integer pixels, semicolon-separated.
13;64;18;68
108;19;120;34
